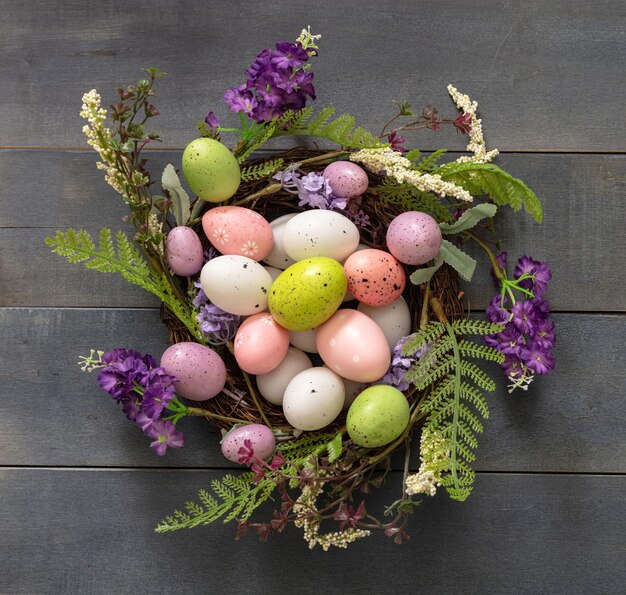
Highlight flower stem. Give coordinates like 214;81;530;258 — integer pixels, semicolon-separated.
186;407;252;425
464;230;506;282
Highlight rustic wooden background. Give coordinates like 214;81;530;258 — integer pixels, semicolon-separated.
1;1;625;593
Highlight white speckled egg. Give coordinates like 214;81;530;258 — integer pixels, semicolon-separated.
221;424;276;464
200;255;272;315
234;313;290;375
263;265;283;284
257;347;312;405
386;211;442;265
165;226;204;277
322;161;369;198
358;296;412;350
283;367;345;431
282;210;360;262
160;342;226;401
289;328;319;353
263;213;298;269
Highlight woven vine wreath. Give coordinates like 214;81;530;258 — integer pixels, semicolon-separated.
47;28;555;549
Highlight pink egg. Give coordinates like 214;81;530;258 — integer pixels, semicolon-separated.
202;206;273;261
322;161;369;198
221;424;276;464
344;249;406;307
160;342;226;401
316;309;391;382
386;211;442;265
234;313;290;374
165;226;204;276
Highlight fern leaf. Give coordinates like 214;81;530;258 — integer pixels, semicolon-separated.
460;361;496;392
377;178;455;222
240;158;284;182
458;340;505;363
415;149;447;172
402;322;446;355
237;122;277;163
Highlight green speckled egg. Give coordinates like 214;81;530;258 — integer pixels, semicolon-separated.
182;138;240;202
269;257;347;331
347;385;410;448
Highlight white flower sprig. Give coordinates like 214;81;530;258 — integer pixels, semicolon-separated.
405;428;451;497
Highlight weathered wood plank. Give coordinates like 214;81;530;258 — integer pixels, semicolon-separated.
0;468;624;594
1;0;625;150
2;150;625;311
1;308;624;472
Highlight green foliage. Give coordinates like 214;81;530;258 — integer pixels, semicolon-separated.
377;178;455;223
236;122;278;163
411;148;448;173
435;161;543;223
327;433;343;463
161;164;190;226
240;158;285;182
403;319;505;501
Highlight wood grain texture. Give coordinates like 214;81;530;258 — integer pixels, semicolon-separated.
2;150;626;310
0;468;624;595
2;307;624;472
1;0;625;150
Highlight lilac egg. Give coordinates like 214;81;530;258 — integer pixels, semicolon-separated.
322;161;369;198
160;342;226;401
221;424;276;464
386;211;442;265
166;226;204;276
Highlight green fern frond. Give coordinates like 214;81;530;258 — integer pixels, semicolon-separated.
240;158;285;182
452;319;505;336
460;361;496;392
237;122;277;163
415;149;447;173
458;340;505;363
377;178;455;222
402;322;447;355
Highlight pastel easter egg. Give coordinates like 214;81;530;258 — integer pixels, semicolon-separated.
344;248;406;307
347;385;410;448
234;313;290;375
322;161;369;198
202;206;273;261
342;378;367;411
316;309;391;382
221;424;276;464
263;213;298;269
165;226;204;277
200;255;272;315
341;243;369;303
282;210;360;262
289;328;319;353
386;211;442;265
269;257;347;331
283;367;345;431
182;138;240;202
358;296;412;350
263;265;283;284
256;347;313;405
160;342;226;401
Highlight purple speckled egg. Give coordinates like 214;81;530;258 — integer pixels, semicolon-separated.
221;424;276;464
166;226;204;276
322;161;369;198
386;211;443;265
160;342;226;401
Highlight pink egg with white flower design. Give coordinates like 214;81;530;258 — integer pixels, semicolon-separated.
386;211;442;265
221;424;276;464
202;205;273;261
234;312;290;375
322;161;369;198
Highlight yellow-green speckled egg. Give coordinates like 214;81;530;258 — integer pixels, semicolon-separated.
182;138;241;202
269;257;347;331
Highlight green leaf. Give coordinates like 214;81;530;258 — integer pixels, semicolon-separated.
327;433;343;463
439;203;497;234
161;164;191;226
415;149;447;173
439;239;476;282
240;158;284;182
409;254;444;285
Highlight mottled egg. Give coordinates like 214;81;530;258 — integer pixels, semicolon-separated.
289;328;319;353
256;347;313;405
283;367;345;431
234;313;290;375
165;226;204;277
200;255;272;315
221;424;276;464
347;385;410;448
160;342;226;401
322;161;369;198
344;248;406;306
282;210;360;262
202;206;273;261
182;138;240;202
263;213;298;269
358;296;412;350
269;257;347;331
316;309;391;382
386;211;443;265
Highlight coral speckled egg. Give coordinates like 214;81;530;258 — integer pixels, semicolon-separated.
316;309;391;382
263;213;298;269
234;313;290;375
160;342;226;401
202;206;273;261
257;347;312;405
322;161;369;198
221;424;276;464
165;226;204;277
269;257;347;331
344;248;406;307
358;296;412;350
386;211;442;265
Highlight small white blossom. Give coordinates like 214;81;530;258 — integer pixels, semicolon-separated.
405;428;451;497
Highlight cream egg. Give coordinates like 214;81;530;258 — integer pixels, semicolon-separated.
256;347;313;405
263;213;298;269
289;328;319;353
358;296;412;350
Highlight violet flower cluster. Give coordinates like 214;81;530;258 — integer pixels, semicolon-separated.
193;281;240;345
381;335;429;391
485;254;556;392
97;349;184;456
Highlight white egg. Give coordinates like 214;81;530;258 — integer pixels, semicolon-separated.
342;378;366;411
200;255;272;316
256;347;313;405
289;328;319;353
263;213;298;269
358;296;412;350
282;210;360;262
263;265;283;284
283;367;345;431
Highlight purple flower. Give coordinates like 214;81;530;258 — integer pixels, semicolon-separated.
193;281;240;344
453;112;473;135
97;352;150;400
486;295;511;324
224;86;258;115
521;345;555;375
271;41;309;69
142;372;176;419
514;256;552;298
147;420;185;456
494;324;525;356
387;131;406;152
381;336;430;391
511;300;538;334
532;319;556;350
